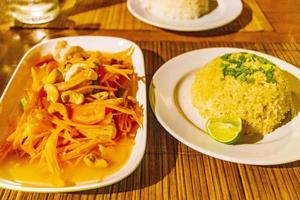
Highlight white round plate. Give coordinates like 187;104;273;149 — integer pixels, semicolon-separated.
127;0;243;31
0;36;147;192
150;47;300;165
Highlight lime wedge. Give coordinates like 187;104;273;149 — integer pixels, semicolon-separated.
206;116;242;144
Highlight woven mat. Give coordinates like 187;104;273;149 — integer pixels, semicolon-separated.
8;0;273;32
0;41;299;199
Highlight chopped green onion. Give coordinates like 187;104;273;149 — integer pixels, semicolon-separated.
219;53;278;84
221;53;231;60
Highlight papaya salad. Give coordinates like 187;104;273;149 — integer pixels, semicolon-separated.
0;41;143;186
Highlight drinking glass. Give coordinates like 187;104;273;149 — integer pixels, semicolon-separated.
8;0;60;24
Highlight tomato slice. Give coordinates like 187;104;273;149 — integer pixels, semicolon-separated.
71;103;105;125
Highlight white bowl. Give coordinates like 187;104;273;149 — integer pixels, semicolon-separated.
0;36;147;192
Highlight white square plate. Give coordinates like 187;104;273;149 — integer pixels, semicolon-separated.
0;36;147;192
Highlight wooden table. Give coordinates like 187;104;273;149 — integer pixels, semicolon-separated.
0;0;299;199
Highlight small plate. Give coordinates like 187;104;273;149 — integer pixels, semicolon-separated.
150;47;300;165
127;0;243;31
0;36;147;192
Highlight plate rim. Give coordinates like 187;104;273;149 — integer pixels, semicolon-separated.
150;47;300;165
0;36;147;192
127;0;243;32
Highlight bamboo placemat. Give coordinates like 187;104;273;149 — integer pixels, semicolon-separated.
0;41;299;199
9;0;273;32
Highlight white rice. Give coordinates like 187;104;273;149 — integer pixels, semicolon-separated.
140;0;210;20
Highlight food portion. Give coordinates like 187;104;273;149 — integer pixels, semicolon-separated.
191;52;296;136
140;0;211;20
0;41;143;186
206;116;242;144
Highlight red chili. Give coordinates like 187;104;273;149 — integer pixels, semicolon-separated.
105;108;113;114
97;67;106;77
